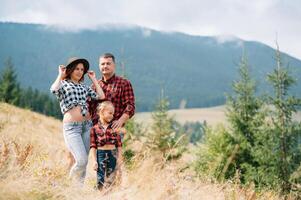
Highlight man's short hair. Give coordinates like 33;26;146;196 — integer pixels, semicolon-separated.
100;53;115;63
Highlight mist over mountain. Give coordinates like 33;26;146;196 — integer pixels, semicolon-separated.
1;22;301;111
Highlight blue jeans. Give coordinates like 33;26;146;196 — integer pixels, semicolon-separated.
120;133;124;141
63;120;92;183
96;149;117;188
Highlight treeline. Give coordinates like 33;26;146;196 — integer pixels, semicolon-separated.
0;58;62;119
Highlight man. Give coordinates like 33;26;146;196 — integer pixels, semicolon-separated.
88;53;135;129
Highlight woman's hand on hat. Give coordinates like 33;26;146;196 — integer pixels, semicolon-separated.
58;65;66;77
87;70;96;80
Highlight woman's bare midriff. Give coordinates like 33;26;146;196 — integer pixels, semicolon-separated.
63;106;91;123
97;144;116;150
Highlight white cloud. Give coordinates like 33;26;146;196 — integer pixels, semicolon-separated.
215;35;241;44
141;28;152;38
0;0;300;59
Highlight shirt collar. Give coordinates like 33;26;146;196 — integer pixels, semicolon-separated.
98;121;113;129
102;74;116;84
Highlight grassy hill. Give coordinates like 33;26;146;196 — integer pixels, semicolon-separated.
0;103;287;199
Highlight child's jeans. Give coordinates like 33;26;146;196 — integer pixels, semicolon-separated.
120;132;124;141
63;120;92;184
96;149;117;189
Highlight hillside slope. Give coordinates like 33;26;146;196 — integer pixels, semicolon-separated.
0;102;65;152
0;103;283;199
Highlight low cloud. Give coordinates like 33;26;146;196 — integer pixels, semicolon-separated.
0;0;300;59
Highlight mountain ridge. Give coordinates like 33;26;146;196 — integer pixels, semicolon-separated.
1;22;301;111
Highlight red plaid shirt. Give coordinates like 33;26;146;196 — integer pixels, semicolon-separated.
90;122;122;148
88;74;135;125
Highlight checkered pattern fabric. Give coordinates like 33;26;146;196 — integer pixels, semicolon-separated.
51;79;99;116
88;75;135;125
90;122;122;148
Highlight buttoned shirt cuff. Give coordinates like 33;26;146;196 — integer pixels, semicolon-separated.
124;105;135;118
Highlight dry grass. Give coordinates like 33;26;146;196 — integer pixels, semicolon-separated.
0;103;292;200
135;106;301;127
134;106;227;126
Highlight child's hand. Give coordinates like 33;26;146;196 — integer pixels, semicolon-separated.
93;161;98;171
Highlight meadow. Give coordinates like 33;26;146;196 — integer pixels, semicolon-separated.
0;103;292;199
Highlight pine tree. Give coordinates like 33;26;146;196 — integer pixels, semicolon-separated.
149;90;186;160
224;54;265;182
195;54;265;182
150;91;174;155
0;58;21;105
20;87;34;108
264;43;301;193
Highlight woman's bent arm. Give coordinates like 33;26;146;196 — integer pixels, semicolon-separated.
87;71;105;99
50;65;66;91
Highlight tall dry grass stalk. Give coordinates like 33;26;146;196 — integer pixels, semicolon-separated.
0;139;9;167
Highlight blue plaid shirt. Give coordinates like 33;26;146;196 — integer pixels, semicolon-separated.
51;79;99;116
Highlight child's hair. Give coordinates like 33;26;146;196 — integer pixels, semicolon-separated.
97;101;114;113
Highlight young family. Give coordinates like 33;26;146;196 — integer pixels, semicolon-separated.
50;53;135;190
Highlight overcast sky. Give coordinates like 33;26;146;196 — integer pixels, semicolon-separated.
1;0;300;59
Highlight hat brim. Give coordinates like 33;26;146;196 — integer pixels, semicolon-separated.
66;58;89;73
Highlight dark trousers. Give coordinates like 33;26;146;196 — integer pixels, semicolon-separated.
96;149;117;188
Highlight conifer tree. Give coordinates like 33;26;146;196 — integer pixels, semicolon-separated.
150;91;175;155
20;87;34;108
149;90;186;160
0;58;21;105
263;43;301;193
195;54;265;182
222;53;265;182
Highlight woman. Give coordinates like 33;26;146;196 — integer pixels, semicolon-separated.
50;57;105;184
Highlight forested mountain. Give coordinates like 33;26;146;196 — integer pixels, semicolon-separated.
1;22;301;111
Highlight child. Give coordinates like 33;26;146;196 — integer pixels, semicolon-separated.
90;101;125;190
